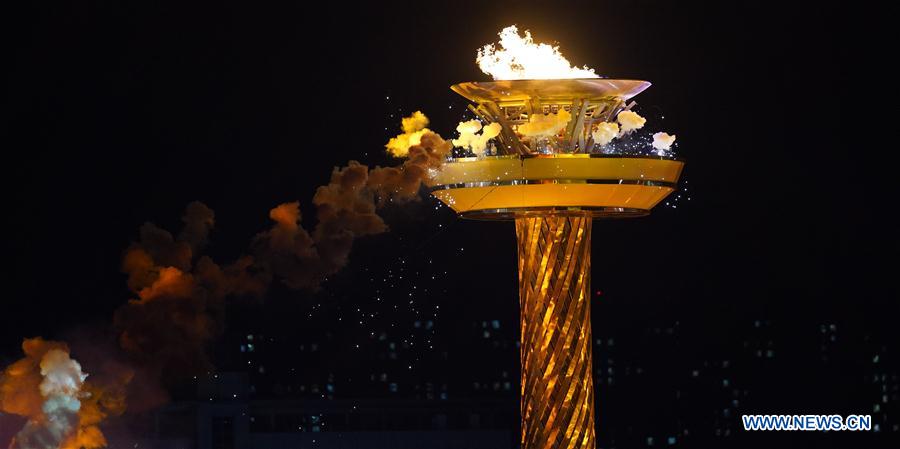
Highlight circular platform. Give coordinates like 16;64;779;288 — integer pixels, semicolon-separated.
450;79;651;106
430;154;684;220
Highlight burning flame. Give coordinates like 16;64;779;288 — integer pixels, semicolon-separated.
477;26;599;80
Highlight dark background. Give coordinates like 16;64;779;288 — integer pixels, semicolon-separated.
1;1;894;448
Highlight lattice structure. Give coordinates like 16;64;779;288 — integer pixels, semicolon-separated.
451;79;650;154
516;215;595;449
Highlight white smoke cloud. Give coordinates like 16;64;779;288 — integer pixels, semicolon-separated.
385;111;432;157
652;132;676;152
517;109;572;138
452;120;501;155
616;110;646;135
11;349;87;449
591;122;619;146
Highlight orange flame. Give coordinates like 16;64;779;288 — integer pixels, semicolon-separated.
477;26;598;80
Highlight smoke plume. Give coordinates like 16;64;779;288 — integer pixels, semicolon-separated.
591;121;620;146
517;109;572;138
116;113;449;375
0;338;124;449
616;110;647;135
2;113;450;448
256;117;451;290
652;132;676;152
115;201;268;381
385;111;432;158
452;120;501;155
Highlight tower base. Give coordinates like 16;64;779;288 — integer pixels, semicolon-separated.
516;214;595;449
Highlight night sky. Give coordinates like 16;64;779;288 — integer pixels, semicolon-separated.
1;2;894;448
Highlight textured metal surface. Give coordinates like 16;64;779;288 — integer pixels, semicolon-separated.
431;179;679;190
429;155;684;219
460;207;648;220
431;154;685;186
451;79;651;105
452;80;650;154
516;215;595;449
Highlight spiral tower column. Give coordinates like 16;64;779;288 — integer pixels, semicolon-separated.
516;214;595;449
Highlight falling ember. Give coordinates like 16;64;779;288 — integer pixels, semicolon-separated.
477;25;599;80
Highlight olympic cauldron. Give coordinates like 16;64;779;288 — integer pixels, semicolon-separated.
431;79;684;449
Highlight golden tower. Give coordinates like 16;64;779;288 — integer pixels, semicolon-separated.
431;79;684;448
